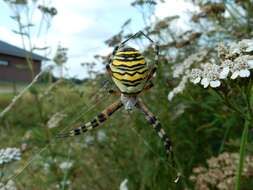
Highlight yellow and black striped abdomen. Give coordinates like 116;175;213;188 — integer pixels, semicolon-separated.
110;47;149;94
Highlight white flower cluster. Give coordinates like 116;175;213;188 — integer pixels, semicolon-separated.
55;180;71;189
81;131;107;148
119;178;128;190
85;135;94;145
59;180;71;188
168;39;253;101
172;50;208;78
97;130;107;142
168;75;189;101
0;180;17;190
190;63;221;88
189;40;253;88
0;148;21;165
59;161;73;171
168;50;208;101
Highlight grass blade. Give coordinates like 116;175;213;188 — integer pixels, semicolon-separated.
235;117;249;190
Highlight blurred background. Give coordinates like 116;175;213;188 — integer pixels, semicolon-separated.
0;0;253;189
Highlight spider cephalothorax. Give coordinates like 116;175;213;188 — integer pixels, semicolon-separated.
58;31;174;165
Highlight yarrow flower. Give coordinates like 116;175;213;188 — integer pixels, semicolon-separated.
168;50;208;101
190;152;253;190
190;63;221;88
219;60;233;79
0;148;21;165
119;178;128;190
190;69;202;84
239;39;253;53
97;130;107;142
80;135;95;148
217;40;253;80
85;135;94;145
189;63;222;88
59;180;71;187
168;75;189;101
59;161;73;171
200;63;221;88
191;40;253;87
168;39;253;101
230;55;253;79
172;50;208;78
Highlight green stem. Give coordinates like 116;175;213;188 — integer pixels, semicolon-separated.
218;124;232;154
235;115;249;190
246;78;253;116
211;89;246;119
16;11;34;78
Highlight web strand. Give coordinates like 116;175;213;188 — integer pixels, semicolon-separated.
129;126;182;183
0;66;53;119
3;80;112;183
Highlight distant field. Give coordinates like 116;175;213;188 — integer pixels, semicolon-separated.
0;81;49;108
0;81;28;94
0;92;14;107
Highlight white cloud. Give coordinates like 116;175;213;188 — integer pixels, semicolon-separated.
43;0;139;79
155;0;199;30
155;0;197;18
1;0;199;79
51;8;94;35
0;26;22;45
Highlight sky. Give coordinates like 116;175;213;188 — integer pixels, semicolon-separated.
0;0;197;79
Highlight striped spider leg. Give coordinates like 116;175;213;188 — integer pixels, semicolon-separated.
135;98;174;163
136;98;181;183
57;30;180;182
57;100;123;138
146;43;159;81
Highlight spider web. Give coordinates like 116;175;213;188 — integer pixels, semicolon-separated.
129;126;181;182
125;112;182;183
2;76;181;186
2;79;112;184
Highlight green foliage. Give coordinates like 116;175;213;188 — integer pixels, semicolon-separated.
1;0;253;189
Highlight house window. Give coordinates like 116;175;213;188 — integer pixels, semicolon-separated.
15;64;29;69
0;60;8;66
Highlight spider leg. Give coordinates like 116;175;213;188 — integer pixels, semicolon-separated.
108;89;121;96
106;52;120;95
147;66;157;81
106;64;112;76
135;98;173;160
57;100;123;138
106;64;120;96
142;81;154;92
146;43;159;81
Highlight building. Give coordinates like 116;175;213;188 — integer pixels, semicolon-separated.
0;40;48;82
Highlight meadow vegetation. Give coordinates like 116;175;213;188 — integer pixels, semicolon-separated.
0;0;253;189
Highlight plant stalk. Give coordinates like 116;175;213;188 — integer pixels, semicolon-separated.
235;114;249;190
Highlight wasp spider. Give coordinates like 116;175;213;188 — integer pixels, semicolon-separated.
58;31;174;162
